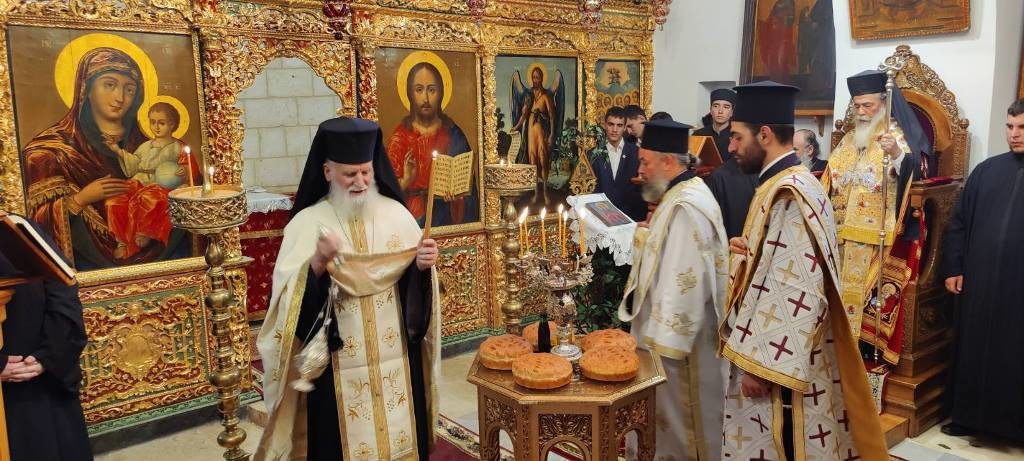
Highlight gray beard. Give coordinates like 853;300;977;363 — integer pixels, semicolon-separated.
330;181;380;221
641;174;669;203
854;111;886;151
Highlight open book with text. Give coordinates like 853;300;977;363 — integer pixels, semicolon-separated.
0;214;76;285
430;150;475;198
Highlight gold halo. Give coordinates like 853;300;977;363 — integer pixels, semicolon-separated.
526;62;549;87
396;51;452;112
138;95;190;140
54;33;159;110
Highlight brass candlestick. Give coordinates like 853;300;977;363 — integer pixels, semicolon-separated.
168;185;250;461
484;162;536;335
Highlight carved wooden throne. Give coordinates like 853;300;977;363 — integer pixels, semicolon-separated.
831;45;970;438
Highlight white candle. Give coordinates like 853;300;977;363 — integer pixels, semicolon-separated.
203;165;214;196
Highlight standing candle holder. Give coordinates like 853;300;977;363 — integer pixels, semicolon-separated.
167;184;250;461
483;161;536;335
517;251;593;379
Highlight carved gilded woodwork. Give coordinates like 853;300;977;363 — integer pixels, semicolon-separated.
436;233;491;338
79;272;213;424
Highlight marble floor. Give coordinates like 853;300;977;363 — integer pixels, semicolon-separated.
95;351;1024;460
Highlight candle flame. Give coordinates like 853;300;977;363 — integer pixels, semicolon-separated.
183;145;191;154
432;150;438;160
563;212;568;222
557;204;564;214
207;166;215;176
519;208;528;223
499;158;506;166
540;207;547;219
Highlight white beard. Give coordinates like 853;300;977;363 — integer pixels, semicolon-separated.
854;110;886;151
330;180;381;221
641;174;669;203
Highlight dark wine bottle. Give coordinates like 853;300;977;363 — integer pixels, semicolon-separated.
537;315;552;353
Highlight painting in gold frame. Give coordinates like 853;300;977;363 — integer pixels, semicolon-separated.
7;26;207;272
849;0;970;41
595;59;641;114
374;47;483;233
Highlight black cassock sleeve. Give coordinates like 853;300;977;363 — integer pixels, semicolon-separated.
399;267;433;345
940;164;978;279
295;268;342;351
31;278;87;394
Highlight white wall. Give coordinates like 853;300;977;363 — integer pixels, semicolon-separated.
832;0;1024;169
652;0;1024;168
238;57;342;191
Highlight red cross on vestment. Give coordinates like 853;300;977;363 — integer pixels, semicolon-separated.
788;292;812;317
838;410;850;431
804;252;819;272
769;336;794;360
809;423;832;448
737;319;754;342
804;383;826;406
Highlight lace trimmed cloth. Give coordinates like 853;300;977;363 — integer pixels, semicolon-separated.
246;188;293;214
567;193;637;267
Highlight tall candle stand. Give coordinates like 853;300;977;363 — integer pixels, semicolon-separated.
168;184;250;461
483;160;536;335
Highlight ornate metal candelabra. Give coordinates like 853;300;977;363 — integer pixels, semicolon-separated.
517;251;593;378
483;161;536;335
168;184;250;461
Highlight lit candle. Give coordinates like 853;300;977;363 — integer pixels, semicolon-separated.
183;145;194;188
202;165;215;196
499;158;506;167
557;204;565;256
578;208;586;255
539;207;547;255
518;208;528;257
561;212;568;256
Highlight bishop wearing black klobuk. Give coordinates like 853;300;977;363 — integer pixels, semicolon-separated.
256;117;439;460
718;81;887;461
820;70;928;362
939;100;1024;442
0;216;91;461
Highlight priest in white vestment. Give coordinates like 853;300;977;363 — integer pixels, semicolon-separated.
719;82;887;461
618;119;729;461
255;117;441;460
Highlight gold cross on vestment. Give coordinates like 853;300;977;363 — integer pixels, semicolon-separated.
729;426;753;450
777;260;800;284
799;328;815;348
758;303;784;329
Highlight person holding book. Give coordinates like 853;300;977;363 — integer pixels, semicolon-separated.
0;213;91;461
386;61;476;226
617;119;729;460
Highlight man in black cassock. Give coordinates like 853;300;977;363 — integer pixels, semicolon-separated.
700;89;759;238
693;88;736;161
255;117;439;460
939;99;1024;441
0;214;91;461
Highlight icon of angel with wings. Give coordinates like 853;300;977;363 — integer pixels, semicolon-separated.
509;63;565;205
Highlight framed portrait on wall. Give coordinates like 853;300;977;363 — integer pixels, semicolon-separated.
374;47;483;233
494;55;579;210
8;27;206;271
595;59;641;114
850;0;970;41
740;0;836;112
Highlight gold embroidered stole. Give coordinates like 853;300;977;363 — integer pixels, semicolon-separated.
719;166;887;461
821;127;914;336
328;217;419;461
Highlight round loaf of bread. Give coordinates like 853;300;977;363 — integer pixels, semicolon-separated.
581;328;637;352
511;353;572;390
580;347;640;382
478;334;532;370
522;321;558;351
